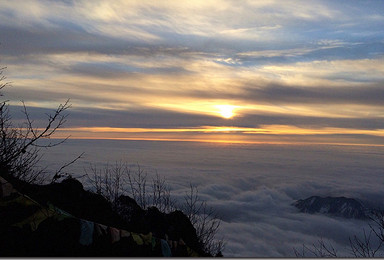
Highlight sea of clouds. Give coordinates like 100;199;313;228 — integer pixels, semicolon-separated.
40;139;384;257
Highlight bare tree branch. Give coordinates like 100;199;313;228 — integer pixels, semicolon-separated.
182;184;225;256
1;67;74;184
51;152;84;183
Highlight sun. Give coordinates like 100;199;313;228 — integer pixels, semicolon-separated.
215;105;236;119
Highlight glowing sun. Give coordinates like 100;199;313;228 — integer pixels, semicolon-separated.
215;105;236;119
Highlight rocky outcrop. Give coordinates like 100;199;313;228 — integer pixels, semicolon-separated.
9;176;131;230
0;174;207;257
116;197;206;256
293;196;370;219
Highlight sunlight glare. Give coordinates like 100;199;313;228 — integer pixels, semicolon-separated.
216;105;236;119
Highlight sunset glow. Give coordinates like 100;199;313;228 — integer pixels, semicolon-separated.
1;1;383;145
40;125;384;147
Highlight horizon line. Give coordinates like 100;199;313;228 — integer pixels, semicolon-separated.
47;136;384;148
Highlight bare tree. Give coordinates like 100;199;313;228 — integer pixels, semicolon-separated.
125;163;148;209
369;211;384;246
85;162;127;210
51;152;84;183
349;228;382;258
151;172;175;213
294;238;338;258
347;211;384;257
183;184;225;256
294;211;384;258
85;162;175;212
0;67;77;184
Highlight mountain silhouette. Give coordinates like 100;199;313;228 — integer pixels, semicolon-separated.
293;196;371;219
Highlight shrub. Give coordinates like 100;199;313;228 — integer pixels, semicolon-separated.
85;162;225;256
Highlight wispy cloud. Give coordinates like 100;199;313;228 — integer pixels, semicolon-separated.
1;0;384;145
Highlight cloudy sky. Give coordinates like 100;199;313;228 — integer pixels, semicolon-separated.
2;1;384;257
1;0;384;145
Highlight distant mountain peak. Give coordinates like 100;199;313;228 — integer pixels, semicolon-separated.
293;196;370;219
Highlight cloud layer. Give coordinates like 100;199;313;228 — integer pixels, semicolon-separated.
40;139;384;257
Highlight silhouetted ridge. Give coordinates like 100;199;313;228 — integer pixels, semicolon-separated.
0;173;210;257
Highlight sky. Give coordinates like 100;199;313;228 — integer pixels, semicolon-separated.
1;0;384;145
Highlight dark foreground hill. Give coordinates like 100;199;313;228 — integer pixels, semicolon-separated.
0;173;211;257
293;196;372;219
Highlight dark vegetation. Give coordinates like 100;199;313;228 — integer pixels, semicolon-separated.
0;67;224;257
